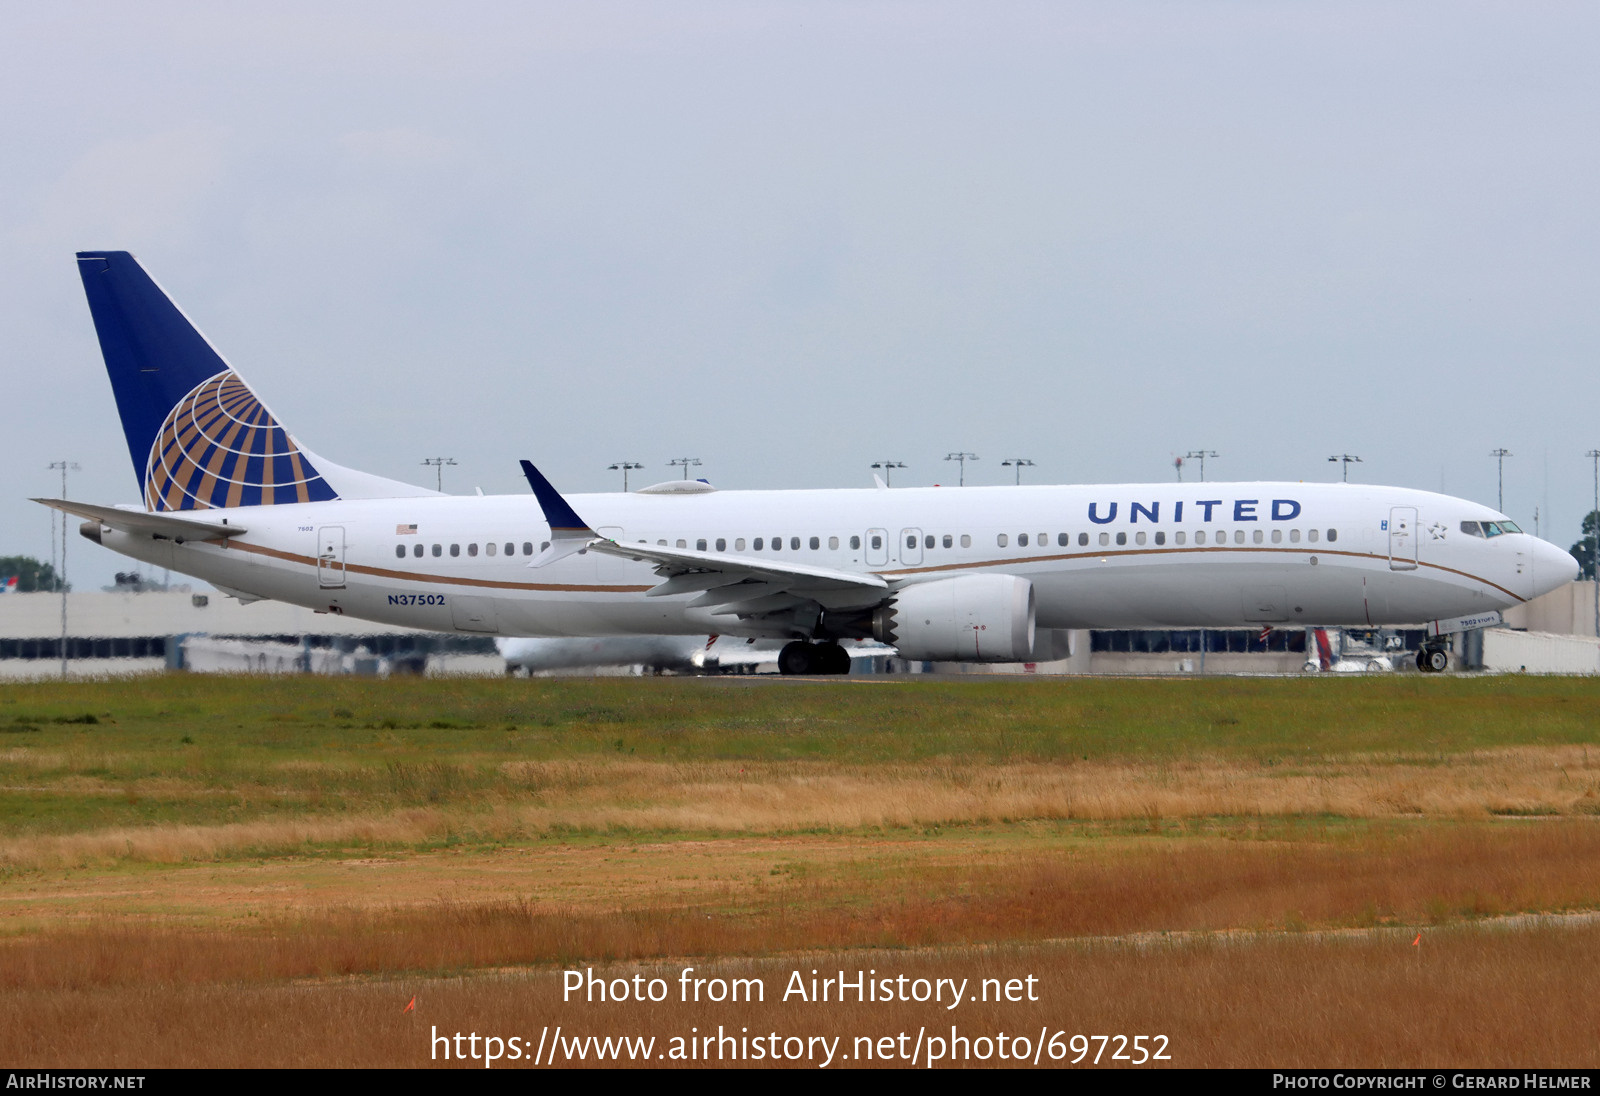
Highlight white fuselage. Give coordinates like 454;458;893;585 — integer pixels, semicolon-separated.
93;481;1575;639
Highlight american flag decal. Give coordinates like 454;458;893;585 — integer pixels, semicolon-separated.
396;524;418;535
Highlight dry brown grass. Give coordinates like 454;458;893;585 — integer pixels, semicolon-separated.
4;926;1598;1067
5;746;1597;870
5;820;1599;990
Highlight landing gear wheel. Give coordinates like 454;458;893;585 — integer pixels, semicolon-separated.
1419;646;1449;674
818;642;851;675
778;641;816;676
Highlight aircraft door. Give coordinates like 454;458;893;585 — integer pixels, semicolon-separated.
865;528;888;567
900;527;923;566
317;525;346;588
1388;507;1418;571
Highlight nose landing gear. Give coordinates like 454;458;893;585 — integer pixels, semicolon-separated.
1416;644;1450;673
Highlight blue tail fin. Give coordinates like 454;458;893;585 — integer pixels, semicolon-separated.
75;251;339;511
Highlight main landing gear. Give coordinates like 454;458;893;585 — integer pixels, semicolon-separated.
1416;644;1450;674
778;641;852;676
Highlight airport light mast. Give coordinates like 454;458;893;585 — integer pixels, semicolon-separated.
1001;458;1036;485
1588;449;1600;637
1184;450;1219;483
47;460;78;679
668;457;702;480
1490;448;1512;512
421;457;457;492
871;461;906;486
608;461;644;491
944;452;979;486
1328;454;1363;482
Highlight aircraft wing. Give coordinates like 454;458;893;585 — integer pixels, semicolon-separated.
519;461;888;621
33;498;247;540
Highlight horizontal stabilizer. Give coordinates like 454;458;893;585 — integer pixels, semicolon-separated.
33;498;247;540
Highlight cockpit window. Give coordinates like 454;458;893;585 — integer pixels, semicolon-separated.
1460;521;1483;537
1499;520;1522;534
1481;522;1503;537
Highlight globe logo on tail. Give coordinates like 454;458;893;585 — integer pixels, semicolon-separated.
144;370;337;510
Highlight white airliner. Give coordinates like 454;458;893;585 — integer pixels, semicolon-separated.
38;252;1579;675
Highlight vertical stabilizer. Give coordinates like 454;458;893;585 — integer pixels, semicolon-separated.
75;251;340;510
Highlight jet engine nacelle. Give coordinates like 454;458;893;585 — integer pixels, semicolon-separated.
873;574;1036;662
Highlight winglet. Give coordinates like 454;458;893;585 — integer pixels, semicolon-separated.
519;460;599;567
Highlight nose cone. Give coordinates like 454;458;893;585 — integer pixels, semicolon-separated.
1531;538;1581;598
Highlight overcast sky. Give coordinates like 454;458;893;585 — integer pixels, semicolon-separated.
2;1;1596;589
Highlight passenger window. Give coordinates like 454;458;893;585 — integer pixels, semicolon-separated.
870;535;882;550
811;536;821;550
1289;529;1300;543
1154;531;1165;546
791;537;800;550
522;542;533;555
1098;532;1110;546
450;544;460;557
961;534;972;548
1038;533;1047;547
505;543;514;556
997;534;1009;547
486;543;497;557
1271;529;1282;544
942;534;953;548
467;543;478;557
1174;531;1184;545
1135;531;1146;545
1326;529;1337;543
849;535;860;550
1018;533;1029;547
1078;532;1089;547
1195;531;1206;545
754;538;764;550
924;534;934;549
1234;530;1245;544
736;538;747;551
716;538;727;551
676;539;686;548
432;544;442;557
774;537;784;551
540;541;550;552
697;539;707;551
1116;532;1127;546
394;545;405;559
1058;533;1069;547
1308;529;1319;543
1253;530;1264;544
413;544;424;558
829;536;839;550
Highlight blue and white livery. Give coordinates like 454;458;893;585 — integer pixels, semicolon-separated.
38;252;1580;674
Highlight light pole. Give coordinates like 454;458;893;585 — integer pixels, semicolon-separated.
1588;449;1600;637
421;457;457;492
608;461;643;491
1185;450;1219;483
1328;454;1363;482
47;460;79;678
1174;456;1185;482
668;457;702;480
1001;458;1035;485
871;461;906;486
944;452;978;486
1490;448;1512;512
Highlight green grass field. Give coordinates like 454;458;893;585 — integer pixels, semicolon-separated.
3;673;1598;1066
